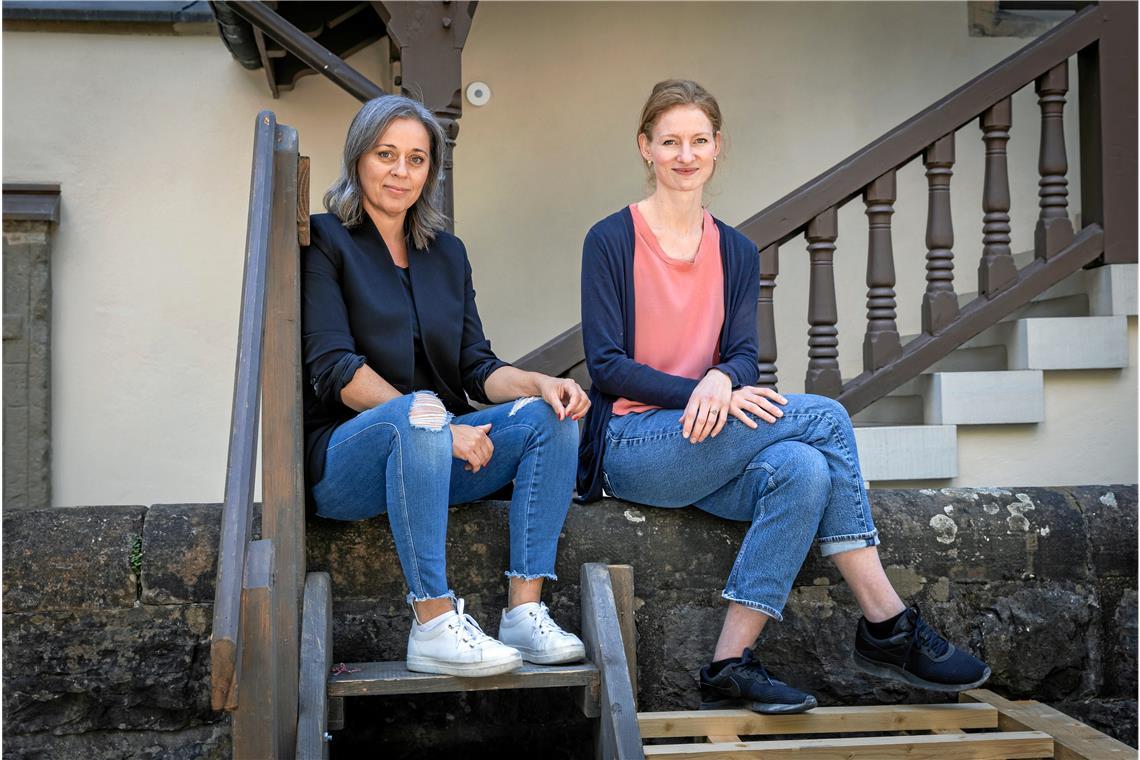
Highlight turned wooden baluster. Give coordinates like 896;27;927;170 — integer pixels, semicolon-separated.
922;134;959;335
805;208;842;397
756;244;779;389
979;98;1018;297
1035;61;1075;259
862;171;902;371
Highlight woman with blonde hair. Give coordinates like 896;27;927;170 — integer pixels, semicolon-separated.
578;79;989;712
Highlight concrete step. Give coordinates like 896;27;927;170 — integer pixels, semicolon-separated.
854;370;1044;426
854;425;957;481
920;370;1044;425
962;315;1129;370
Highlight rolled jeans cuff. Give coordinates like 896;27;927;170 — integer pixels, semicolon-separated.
818;530;880;557
721;592;785;623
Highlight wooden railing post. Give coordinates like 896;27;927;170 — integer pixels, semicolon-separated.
1034;61;1075;259
805;208;842;397
922;134;959;335
1078;2;1137;265
757;244;779;388
862;171;901;371
262;123;304;756
979;98;1018;297
233;539;280;758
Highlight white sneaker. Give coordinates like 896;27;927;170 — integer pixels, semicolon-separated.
406;598;523;677
498;602;587;665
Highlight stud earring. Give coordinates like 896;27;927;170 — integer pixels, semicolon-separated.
646;159;653;168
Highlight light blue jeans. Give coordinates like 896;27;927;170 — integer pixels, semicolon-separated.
313;392;580;602
602;393;879;621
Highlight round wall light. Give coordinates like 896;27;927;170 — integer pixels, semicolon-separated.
466;81;492;107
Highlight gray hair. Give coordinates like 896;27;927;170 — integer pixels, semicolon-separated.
324;95;448;250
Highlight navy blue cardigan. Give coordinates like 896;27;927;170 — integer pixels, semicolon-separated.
301;213;508;499
576;207;760;503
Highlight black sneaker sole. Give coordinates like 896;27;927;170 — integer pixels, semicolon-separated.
699;695;818;714
852;651;992;692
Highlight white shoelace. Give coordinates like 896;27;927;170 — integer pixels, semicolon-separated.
528;603;560;638
448;598;496;650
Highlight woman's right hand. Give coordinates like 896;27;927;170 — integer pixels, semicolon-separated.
681;369;733;443
451;423;494;473
728;386;787;428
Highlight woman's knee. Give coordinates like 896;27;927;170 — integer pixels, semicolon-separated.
507;397;580;450
763;442;831;506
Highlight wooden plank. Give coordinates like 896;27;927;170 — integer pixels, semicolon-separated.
262;121;304;756
233;540;280;759
963;689;1135;759
643;730;1054;759
736;5;1103;249
607;564;638;707
705;735;741;744
638;703;998;739
581;563;644;759
838;224;1103;414
211;111;277;712
514;323;584;378
297;156;311;246
327;661;599;697
296;573;332;760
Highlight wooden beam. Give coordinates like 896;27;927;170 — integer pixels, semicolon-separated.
296;573;332;760
638;703;997;739
514;324;584;378
643;730;1054;759
962;689;1135;759
211;111;277;712
581;563;644;759
328;661;598;698
607;564;638;707
2;183;61;223
232;540;280;759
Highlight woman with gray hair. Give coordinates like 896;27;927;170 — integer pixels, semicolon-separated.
303;95;589;677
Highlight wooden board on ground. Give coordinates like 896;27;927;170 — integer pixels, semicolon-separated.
327;661;599;697
963;689;1136;760
642;730;1054;759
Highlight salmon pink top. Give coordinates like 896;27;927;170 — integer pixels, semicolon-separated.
613;203;724;415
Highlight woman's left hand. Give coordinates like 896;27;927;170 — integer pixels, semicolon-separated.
536;375;591;421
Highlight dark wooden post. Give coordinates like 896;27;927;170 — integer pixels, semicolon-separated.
862;171;901;371
233;539;280;758
262;122;304;756
1078;2;1137;265
375;1;476;230
757;244;779;388
1034;61;1075;259
979;98;1018;296
922;134;959;335
805;208;842;398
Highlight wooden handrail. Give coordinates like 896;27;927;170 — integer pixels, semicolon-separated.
736;4;1103;249
211;110;277;713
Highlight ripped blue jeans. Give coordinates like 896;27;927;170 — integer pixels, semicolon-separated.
602;394;879;621
312;392;580;602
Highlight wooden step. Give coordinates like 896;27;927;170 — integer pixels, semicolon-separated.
328;659;600;697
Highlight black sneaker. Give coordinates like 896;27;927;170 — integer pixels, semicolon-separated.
699;648;818;714
853;606;991;692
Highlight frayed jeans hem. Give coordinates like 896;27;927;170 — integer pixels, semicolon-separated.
504;571;558;582
721;592;784;623
406;589;457;605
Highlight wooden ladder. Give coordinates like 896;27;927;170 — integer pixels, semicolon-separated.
297;563;646;759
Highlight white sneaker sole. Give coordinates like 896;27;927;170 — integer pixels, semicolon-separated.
511;642;587;665
406;651;523;678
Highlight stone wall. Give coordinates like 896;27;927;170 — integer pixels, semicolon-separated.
3;218;53;510
3;486;1136;758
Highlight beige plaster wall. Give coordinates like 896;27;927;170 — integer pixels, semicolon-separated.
2;3;1132;506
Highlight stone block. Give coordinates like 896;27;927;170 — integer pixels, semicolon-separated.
868;487;1087;583
140;503;259;605
854;425;957;481
2;722;230;760
923;370;1044;425
3;506;144;611
2;604;214;735
1110;588;1137;696
1068;485;1138;578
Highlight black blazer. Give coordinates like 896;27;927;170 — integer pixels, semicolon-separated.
301;212;508;494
